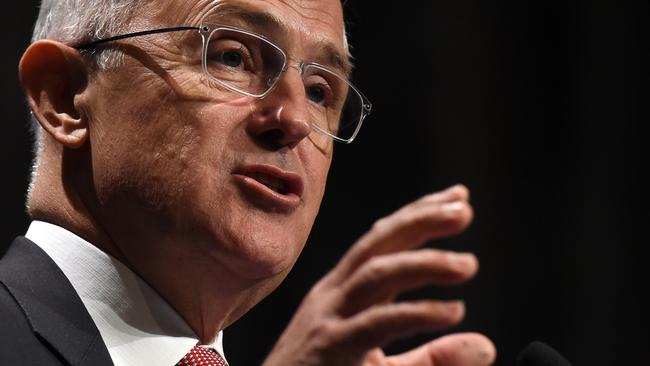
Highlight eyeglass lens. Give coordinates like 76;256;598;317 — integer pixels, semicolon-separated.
204;27;365;141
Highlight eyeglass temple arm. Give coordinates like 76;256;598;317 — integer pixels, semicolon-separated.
74;26;202;50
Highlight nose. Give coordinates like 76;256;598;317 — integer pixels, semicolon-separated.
246;68;312;149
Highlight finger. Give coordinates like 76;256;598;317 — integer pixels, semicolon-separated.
335;300;465;350
362;348;387;366
411;184;470;207
335;189;473;279
385;333;496;366
340;249;478;316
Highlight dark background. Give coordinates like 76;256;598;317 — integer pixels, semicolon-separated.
2;1;647;365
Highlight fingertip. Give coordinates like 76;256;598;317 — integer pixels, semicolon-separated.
447;184;470;202
423;184;471;205
467;333;497;365
448;300;466;325
440;200;474;233
447;252;479;278
469;333;496;363
427;332;497;366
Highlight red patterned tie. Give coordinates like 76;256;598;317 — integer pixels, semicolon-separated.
176;344;228;366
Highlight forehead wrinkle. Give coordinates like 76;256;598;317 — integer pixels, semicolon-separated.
201;2;351;77
201;2;286;29
273;0;351;75
144;0;222;35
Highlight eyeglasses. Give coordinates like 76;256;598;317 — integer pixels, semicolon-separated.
75;25;372;143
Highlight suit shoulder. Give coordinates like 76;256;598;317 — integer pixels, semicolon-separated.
0;283;64;364
0;283;32;351
0;281;32;334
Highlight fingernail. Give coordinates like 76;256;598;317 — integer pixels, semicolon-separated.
441;201;465;213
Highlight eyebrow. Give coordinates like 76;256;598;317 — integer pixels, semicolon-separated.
201;3;353;77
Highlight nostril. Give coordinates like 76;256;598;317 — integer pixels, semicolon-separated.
258;129;286;149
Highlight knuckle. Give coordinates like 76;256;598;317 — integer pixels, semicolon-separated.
370;216;390;234
313;318;339;340
305;318;344;351
422;247;446;259
306;280;328;300
369;213;408;237
303;280;346;312
398;208;430;229
441;251;457;268
361;257;390;283
420;191;444;204
420;301;465;326
346;318;386;348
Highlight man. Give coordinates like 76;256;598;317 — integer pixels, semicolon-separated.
1;0;496;365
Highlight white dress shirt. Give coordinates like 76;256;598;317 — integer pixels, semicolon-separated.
26;220;227;366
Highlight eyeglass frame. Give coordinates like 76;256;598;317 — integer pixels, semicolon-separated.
73;24;373;144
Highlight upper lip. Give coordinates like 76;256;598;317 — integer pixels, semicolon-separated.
233;164;304;198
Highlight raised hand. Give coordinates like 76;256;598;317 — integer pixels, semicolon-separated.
263;185;496;366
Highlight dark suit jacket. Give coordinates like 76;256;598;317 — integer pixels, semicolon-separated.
0;237;113;365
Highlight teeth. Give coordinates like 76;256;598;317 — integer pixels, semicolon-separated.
250;173;287;194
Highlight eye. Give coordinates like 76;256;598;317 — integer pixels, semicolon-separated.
206;39;254;71
303;70;347;110
304;75;335;107
306;85;327;104
221;50;244;68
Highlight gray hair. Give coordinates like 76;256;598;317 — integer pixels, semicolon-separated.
32;0;144;66
27;0;143;202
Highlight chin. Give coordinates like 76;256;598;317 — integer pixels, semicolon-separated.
189;180;314;282
232;257;296;284
201;222;305;282
231;240;302;281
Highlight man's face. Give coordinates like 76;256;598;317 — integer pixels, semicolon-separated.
79;0;346;283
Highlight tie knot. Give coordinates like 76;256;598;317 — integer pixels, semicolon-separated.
177;344;228;366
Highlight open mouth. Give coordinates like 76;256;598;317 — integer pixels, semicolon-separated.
246;172;289;195
232;164;304;210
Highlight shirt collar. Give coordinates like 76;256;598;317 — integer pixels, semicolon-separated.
26;220;226;366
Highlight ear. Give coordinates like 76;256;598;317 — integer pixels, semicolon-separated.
19;40;89;149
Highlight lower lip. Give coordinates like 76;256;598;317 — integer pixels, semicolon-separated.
232;174;301;212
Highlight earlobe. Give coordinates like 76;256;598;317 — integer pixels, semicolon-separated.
19;40;89;149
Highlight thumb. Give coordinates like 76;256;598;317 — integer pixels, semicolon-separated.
386;333;496;366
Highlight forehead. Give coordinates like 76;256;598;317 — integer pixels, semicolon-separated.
146;0;349;73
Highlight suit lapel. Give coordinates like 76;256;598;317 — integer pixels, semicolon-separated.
0;237;113;366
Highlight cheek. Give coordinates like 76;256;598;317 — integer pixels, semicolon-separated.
88;79;213;211
304;145;334;207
